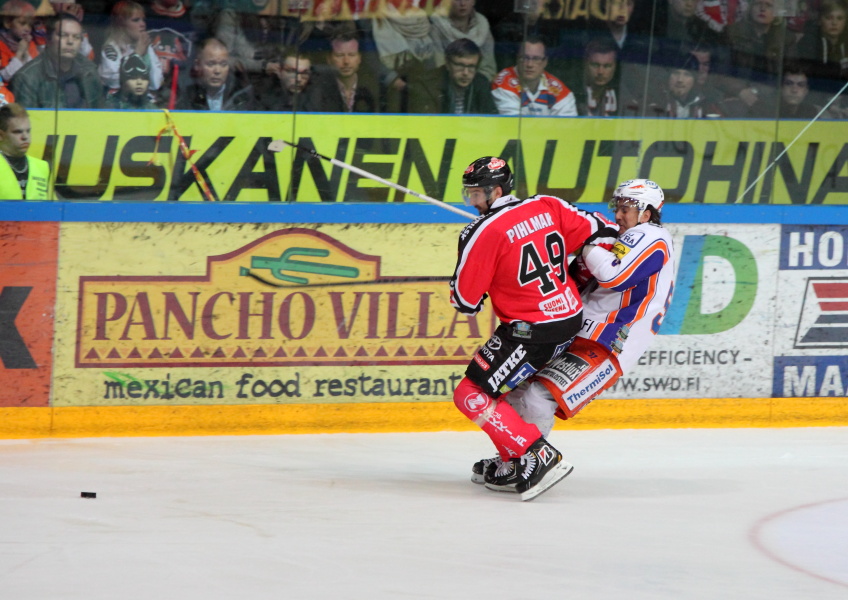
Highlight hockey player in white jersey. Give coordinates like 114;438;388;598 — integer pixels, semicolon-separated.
474;178;676;489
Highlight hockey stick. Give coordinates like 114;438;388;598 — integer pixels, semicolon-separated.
268;139;475;220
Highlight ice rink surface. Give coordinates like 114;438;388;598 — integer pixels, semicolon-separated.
1;427;847;600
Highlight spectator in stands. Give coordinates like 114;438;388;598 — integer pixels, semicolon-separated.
0;102;49;200
99;1;163;93
408;37;496;114
650;0;725;53
766;63;821;119
723;0;797;111
688;43;726;108
105;53;157;110
295;0;358;66
648;50;722;117
571;38;621;116
429;0;496;81
797;0;848;87
254;48;318;112
10;12;103;108
373;0;443;112
491;35;577;116
312;32;378;113
177;37;254;111
0;0;38;101
597;0;651;104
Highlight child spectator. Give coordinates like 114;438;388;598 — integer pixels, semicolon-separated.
99;1;163;92
0;0;37;103
105;53;157;109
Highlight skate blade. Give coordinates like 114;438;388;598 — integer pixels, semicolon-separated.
519;461;574;502
483;481;519;493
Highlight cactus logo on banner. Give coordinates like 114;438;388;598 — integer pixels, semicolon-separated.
663;234;757;334
75;229;487;368
794;278;848;348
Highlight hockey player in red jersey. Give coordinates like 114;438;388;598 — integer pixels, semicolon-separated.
449;156;618;501
474;178;675;490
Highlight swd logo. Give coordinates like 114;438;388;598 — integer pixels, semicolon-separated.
663;234;757;335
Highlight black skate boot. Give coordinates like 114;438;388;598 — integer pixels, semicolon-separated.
471;456;501;485
516;437;573;501
483;456;522;493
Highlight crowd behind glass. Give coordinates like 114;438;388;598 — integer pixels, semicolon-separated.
0;0;846;120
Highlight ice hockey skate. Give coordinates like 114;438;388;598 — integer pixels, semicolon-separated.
485;438;573;501
471;455;502;485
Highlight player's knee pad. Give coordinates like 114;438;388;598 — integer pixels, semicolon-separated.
537;345;621;419
453;377;496;427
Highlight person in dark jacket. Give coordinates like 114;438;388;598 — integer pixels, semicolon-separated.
752;63;821;119
311;32;378;113
9;12;104;109
253;48;319;112
176;37;254;111
408;37;496;114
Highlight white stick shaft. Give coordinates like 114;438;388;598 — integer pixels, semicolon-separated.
735;79;848;203
325;157;474;219
274;139;474;220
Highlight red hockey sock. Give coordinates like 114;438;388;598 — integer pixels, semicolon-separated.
453;377;542;459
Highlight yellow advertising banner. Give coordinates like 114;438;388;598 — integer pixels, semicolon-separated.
55;221;495;407
29;111;848;205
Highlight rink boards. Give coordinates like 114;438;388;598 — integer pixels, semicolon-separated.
1;203;847;437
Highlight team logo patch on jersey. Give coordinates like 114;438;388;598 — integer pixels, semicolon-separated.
486;335;503;351
487;344;527;390
464;393;491;413
619;230;645;247
539;354;591;389
539;289;579;315
611;241;630;260
504;362;537;391
473;353;490;371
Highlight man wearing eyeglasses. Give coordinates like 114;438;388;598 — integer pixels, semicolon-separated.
408;38;496;114
491;35;576;116
255;48;318;112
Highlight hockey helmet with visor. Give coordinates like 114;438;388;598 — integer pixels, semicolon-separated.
609;178;664;222
461;156;514;205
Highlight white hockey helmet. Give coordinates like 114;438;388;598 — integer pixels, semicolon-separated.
609;179;664;221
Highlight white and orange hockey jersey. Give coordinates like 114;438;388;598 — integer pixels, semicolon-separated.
491;66;577;116
577;222;675;371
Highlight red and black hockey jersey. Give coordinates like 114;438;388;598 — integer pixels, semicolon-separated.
450;194;613;324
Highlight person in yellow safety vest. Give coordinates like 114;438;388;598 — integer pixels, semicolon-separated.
0;102;50;200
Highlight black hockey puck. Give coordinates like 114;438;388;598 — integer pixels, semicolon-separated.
80;492;96;499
